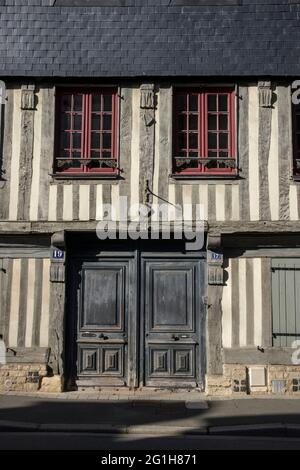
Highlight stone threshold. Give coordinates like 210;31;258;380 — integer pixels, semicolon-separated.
0;389;206;401
1;391;300;401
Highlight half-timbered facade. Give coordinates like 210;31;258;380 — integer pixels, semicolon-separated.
0;0;300;395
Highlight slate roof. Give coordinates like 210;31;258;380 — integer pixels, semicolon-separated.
0;0;300;77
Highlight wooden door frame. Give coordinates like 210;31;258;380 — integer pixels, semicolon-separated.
65;244;206;390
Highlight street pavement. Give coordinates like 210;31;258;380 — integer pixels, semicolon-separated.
1;432;300;450
0;393;300;449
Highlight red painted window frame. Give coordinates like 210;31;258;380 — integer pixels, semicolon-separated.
293;102;300;177
55;87;118;175
173;87;236;176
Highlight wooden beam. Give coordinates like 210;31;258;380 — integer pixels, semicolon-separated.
209;221;300;234
223;347;296;365
1;220;300;236
5;347;50;364
0;220;209;234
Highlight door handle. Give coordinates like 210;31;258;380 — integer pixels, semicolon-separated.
172;335;191;341
99;333;109;340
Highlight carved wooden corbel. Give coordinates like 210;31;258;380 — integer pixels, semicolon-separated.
140;84;155;109
207;233;224;285
207;233;222;252
51;231;66;250
50;231;66;283
50;264;65;283
258;81;273;108
21;84;36;110
140;84;155;127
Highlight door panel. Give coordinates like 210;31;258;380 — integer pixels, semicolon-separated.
80;267;125;331
149;346;195;377
173;347;194;376
101;346;124;376
77;261;130;387
150;267;194;331
143;258;204;388
79;347;98;375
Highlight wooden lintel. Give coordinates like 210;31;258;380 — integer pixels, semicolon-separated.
209;221;300;234
0;220;299;235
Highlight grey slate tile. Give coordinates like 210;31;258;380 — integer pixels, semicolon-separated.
0;0;299;77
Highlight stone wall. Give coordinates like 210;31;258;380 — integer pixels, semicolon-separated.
2;362;300;396
0;363;48;392
206;365;300;397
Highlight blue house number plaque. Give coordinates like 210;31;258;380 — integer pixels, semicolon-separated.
211;252;222;261
52;249;65;260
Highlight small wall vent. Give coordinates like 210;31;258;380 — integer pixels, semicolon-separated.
272;380;286;395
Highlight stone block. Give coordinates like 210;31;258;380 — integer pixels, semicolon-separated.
40;375;62;393
206;375;232;396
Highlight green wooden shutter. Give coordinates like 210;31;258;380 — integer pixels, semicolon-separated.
272;259;300;347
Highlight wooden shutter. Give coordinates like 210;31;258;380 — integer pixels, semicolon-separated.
271;258;300;347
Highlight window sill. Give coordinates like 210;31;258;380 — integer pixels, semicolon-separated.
170;174;240;181
50;173;120;181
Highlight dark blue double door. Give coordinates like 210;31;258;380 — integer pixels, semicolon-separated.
73;250;206;389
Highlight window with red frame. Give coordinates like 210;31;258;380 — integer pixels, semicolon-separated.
293;102;300;177
173;88;236;175
55;88;118;174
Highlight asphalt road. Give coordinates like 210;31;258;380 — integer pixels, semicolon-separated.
0;432;300;450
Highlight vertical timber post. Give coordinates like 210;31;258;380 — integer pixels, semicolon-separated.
0;81;6;180
49;231;66;390
139;84;156;208
18;84;36;221
206;233;224;383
